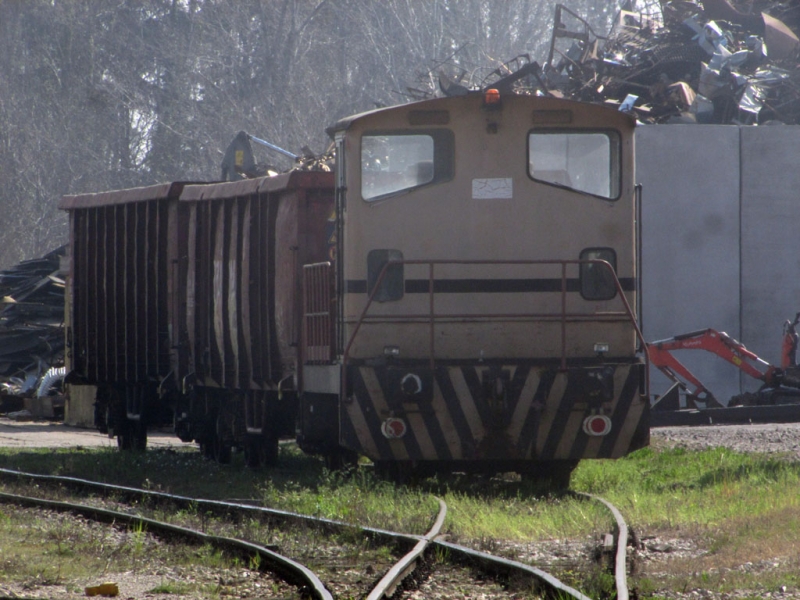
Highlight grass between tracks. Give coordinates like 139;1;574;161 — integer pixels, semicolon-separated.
1;440;800;598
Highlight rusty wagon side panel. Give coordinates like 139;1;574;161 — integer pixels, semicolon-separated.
173;172;334;460
175;172;335;391
59;183;188;446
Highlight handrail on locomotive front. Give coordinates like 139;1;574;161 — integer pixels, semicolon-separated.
342;258;649;376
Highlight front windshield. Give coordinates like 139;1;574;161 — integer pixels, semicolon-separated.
528;131;620;199
361;134;434;200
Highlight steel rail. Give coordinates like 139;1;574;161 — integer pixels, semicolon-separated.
431;539;592;600
0;468;595;599
0;491;333;600
366;497;447;600
0;466;412;544
574;492;630;600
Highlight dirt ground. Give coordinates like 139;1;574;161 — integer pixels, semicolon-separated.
0;417;185;449
5;415;800;456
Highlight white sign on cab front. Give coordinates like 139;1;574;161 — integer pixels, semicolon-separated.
472;178;513;199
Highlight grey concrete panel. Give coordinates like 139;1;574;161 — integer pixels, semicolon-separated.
740;126;800;387
636;125;742;403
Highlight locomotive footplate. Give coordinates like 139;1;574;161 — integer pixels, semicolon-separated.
340;361;649;466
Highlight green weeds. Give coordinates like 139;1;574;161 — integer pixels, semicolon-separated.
147;580;192;594
2;442;800;597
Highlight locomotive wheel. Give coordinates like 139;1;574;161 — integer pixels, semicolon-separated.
374;461;418;485
520;460;578;491
323;448;358;472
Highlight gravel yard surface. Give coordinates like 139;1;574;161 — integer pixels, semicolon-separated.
0;505;297;600
4;417;800;457
642;424;800;599
651;422;800;459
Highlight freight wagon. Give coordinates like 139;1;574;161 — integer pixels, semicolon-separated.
61;172;334;465
61;90;649;484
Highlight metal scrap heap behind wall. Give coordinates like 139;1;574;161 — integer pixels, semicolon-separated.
542;1;800;125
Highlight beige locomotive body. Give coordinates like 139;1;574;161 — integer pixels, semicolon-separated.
321;93;649;474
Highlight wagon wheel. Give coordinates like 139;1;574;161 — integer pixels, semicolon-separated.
212;412;232;464
243;435;261;469
202;441;231;464
200;413;232;464
243;430;279;469
117;418;147;452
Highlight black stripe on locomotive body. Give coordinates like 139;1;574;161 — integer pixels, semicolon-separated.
339;360;649;464
345;277;637;294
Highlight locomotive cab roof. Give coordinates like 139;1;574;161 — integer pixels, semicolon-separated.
327;94;635;138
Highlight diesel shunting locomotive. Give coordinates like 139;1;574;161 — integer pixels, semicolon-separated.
61;90;649;483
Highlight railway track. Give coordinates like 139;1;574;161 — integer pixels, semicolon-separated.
0;468;633;599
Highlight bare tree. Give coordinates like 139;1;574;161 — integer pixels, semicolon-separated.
0;0;620;268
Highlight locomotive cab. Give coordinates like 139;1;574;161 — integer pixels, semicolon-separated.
301;92;649;480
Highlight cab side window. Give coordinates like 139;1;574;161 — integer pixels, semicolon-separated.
361;130;454;201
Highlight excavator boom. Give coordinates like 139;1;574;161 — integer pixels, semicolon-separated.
648;314;800;407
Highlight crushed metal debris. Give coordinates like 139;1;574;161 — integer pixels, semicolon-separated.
435;1;800;126
225;3;799;177
573;0;800;124
0;246;66;412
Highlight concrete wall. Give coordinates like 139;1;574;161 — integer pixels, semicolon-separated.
636;124;800;403
740;127;800;387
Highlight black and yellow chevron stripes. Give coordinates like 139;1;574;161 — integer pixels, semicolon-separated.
340;362;649;463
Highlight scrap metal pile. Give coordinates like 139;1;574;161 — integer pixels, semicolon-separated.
541;0;800;124
230;1;800;179
0;246;66;407
435;1;800;126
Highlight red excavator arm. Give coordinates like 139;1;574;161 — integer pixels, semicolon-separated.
647;328;781;406
648;314;800;408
